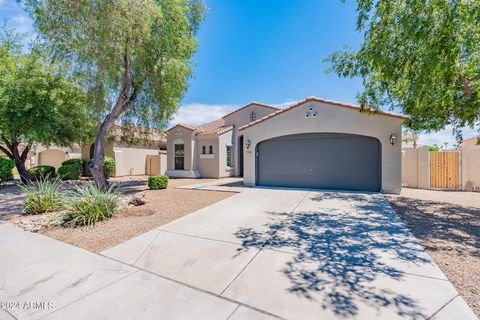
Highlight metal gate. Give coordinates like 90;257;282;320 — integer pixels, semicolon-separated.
430;151;460;190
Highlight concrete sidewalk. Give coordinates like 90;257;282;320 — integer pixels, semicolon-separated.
0;222;274;320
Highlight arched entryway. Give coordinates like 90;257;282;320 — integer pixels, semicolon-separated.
256;133;381;191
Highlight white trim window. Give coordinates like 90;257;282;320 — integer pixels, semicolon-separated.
226;145;233;167
249;111;256;122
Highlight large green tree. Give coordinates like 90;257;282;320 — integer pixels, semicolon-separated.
23;0;205;187
0;31;94;183
327;0;479;138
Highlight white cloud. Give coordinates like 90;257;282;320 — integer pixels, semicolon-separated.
410;125;479;148
171;99;298;127
9;14;33;34
171;103;237;126
271;100;298;108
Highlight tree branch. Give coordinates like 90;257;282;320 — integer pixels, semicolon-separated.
21;144;31;162
0;145;13;159
1;135;13;151
461;76;474;97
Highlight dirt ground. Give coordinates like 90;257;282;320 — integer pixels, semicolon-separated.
0;178;234;253
386;188;480;317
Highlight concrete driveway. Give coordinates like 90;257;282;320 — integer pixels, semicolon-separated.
1;187;476;319
102;187;475;320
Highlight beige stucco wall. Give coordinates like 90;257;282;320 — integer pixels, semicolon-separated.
461;148;480;191
241;101;404;193
195;130;234;178
401;148;429;189
37;149;66;169
113;145;159;177
35;144;83;169
223;104;279;176
197;134;219;178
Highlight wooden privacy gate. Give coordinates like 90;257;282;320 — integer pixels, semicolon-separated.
430;151;460;190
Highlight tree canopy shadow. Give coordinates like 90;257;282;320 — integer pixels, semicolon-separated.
235;192;433;319
387;196;480;256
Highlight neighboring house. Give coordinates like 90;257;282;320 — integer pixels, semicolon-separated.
167;97;406;193
80;125;167;177
462;136;480;149
33;145;81;169
21;125;167;177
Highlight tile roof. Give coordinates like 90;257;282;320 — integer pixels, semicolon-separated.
167;101;280;136
168;119;233;136
239;97;408;131
221;102;280;119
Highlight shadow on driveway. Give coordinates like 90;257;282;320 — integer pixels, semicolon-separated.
234;192;431;319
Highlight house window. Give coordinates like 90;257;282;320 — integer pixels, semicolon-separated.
209;145;213;154
202;146;206;154
249;111;256;122
174;144;184;170
226;145;233;167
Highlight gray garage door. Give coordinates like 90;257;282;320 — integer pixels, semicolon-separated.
256;133;380;191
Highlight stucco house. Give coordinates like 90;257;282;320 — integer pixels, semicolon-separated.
461;136;480;149
22;125;167;177
167;97;406;193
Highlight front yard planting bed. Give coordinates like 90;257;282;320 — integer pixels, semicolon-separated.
386;188;480;317
0;177;233;253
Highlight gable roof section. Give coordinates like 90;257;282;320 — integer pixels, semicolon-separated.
166;123;196;132
197;118;234;135
167;102;279;136
167;119;233;136
221;102;280;119
239;97;408;131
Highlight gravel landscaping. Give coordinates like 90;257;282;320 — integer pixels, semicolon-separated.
386;188;480;317
0;177;234;252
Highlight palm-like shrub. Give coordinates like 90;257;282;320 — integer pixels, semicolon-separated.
20;176;64;214
63;183;120;227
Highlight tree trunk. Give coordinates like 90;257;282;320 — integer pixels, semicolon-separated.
0;139;30;183
14;157;29;184
91;116;116;188
91;44;142;188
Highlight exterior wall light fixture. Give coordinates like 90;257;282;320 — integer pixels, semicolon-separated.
389;133;396;145
245;139;251;150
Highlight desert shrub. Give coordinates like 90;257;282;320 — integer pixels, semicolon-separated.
61;158;84;166
104;156;115;177
28;165;56;181
88;156;116;177
63;183;120;227
20;176;64;214
58;163;82;180
0;158;14;183
148;175;168;190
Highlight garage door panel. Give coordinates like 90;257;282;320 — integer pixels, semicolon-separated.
257;133;380;191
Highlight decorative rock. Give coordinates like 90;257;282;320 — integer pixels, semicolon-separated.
129;192;146;206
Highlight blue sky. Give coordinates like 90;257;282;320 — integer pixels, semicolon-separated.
0;0;476;146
